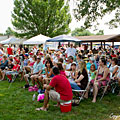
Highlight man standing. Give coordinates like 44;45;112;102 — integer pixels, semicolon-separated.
7;45;13;57
36;67;73;111
65;44;76;57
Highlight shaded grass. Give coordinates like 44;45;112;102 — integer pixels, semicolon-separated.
0;78;120;120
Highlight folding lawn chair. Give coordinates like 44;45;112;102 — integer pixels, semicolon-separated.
109;79;119;94
8;72;19;89
8;65;20;89
72;87;87;106
100;79;111;101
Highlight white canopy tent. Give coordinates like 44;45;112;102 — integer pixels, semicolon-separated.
0;37;25;44
23;34;50;45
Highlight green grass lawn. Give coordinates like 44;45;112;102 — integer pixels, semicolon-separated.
0;78;120;120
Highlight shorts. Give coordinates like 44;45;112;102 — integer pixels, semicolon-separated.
49;90;66;103
49;90;61;102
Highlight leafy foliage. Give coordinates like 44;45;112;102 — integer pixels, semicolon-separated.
0;33;3;36
5;27;14;36
96;30;104;35
71;28;104;36
12;0;71;38
74;0;120;29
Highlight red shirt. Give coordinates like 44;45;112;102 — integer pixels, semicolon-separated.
7;48;13;55
49;75;73;101
12;64;20;71
111;54;117;58
60;70;66;76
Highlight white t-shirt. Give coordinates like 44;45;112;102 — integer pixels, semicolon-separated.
65;47;76;57
53;57;58;63
117;66;120;78
0;49;3;58
65;63;72;70
29;57;34;63
109;65;118;78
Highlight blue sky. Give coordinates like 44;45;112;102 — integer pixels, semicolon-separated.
0;0;120;35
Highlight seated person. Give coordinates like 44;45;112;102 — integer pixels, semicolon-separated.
113;67;120;96
70;61;88;90
89;64;97;81
56;62;66;76
24;55;37;74
1;58;14;81
67;62;78;82
35;60;54;89
6;59;20;82
36;67;73;111
0;55;8;79
84;58;110;103
109;58;118;79
21;53;29;80
64;56;74;71
86;57;97;72
0;55;8;70
24;56;43;88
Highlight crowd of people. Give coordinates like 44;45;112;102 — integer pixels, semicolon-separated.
0;44;120;111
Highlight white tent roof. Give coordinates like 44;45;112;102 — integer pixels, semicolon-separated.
0;37;25;44
46;34;81;42
23;34;50;45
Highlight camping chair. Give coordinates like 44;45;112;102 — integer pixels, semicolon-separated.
109;77;120;94
8;72;19;89
99;79;111;101
8;65;20;89
72;87;87;106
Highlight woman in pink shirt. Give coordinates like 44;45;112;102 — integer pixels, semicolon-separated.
56;62;66;76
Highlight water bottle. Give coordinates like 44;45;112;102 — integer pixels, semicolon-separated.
32;94;36;101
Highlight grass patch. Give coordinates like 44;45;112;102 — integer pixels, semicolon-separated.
0;78;120;120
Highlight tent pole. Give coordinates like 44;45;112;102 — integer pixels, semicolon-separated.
90;42;92;50
79;42;81;47
104;41;105;50
101;42;103;48
112;42;114;48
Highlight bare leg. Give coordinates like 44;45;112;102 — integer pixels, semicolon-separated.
92;84;98;103
38;76;44;88
36;90;49;111
1;71;5;80
35;75;41;88
84;83;90;99
24;74;29;85
31;75;35;86
20;71;24;81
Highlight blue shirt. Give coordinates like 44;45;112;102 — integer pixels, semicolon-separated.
24;59;29;66
33;61;43;74
87;62;97;71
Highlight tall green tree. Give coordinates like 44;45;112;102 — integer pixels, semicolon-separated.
74;0;120;29
5;27;14;37
96;30;104;35
71;28;104;36
12;0;71;38
71;27;94;36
